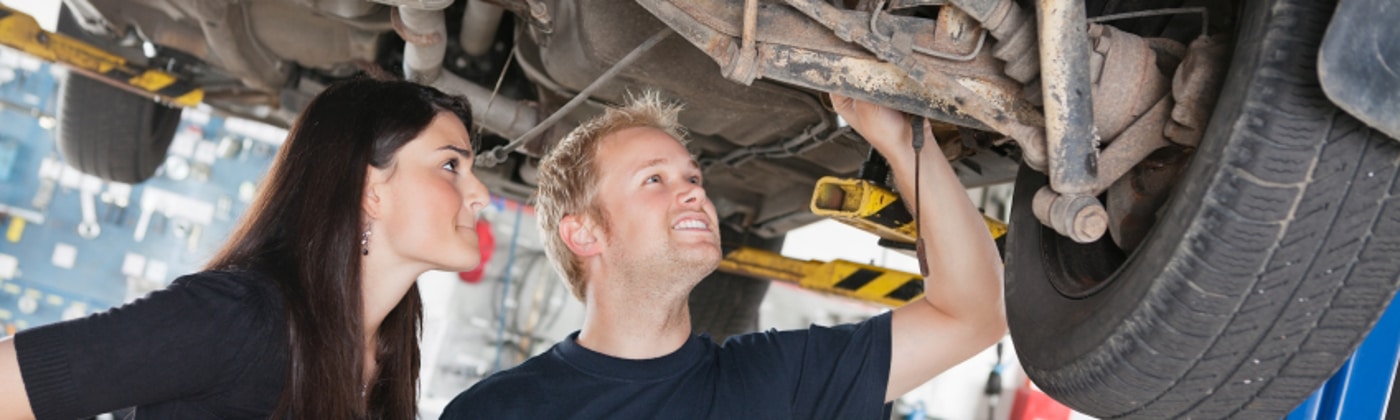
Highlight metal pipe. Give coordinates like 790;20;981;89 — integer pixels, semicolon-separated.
476;28;673;167
460;0;505;56
395;6;446;83
721;0;761;83
741;0;758;55
429;72;539;141
392;2;538;140
1037;0;1098;195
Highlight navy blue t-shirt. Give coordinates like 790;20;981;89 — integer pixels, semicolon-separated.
441;312;893;419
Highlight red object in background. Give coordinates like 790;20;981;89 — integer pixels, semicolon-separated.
458;218;495;283
1009;378;1071;420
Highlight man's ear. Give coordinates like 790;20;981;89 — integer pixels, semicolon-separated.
363;165;387;219
559;214;604;257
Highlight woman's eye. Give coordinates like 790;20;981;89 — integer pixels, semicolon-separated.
689;176;701;184
645;175;660;184
443;159;459;173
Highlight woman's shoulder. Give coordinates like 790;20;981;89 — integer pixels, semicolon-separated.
165;269;286;313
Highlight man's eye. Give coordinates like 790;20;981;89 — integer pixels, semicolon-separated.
689;176;701;184
646;175;660;184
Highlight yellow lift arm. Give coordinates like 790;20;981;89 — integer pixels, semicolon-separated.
0;4;202;107
718;246;925;307
810;176;1008;245
719;176;1007;307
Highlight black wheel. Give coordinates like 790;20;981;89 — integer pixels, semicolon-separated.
689;228;782;343
53;4;182;184
56;72;182;184
1005;0;1400;418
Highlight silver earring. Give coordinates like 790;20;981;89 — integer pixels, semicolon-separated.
361;229;372;256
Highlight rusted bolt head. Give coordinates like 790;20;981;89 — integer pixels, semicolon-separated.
1070;199;1108;243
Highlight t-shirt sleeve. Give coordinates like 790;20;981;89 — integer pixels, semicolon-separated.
721;311;894;420
14;271;280;419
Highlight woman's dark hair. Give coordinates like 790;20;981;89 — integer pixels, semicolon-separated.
205;78;473;419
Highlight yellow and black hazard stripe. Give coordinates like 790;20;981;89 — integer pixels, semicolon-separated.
0;4;202;107
718;247;925;307
811;176;1008;247
819;263;925;307
811;176;919;244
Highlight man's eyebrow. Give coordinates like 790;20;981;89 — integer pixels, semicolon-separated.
632;157;669;176
439;145;474;158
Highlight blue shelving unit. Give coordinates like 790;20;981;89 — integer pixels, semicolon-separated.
0;56;281;332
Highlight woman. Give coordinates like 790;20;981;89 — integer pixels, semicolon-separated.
0;78;490;419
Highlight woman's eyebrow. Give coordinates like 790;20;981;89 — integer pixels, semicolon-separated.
439;145;474;158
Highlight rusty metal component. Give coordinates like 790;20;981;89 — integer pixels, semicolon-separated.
772;0;1049;169
1093;97;1173;194
637;0;1045;143
1037;0;1098;196
1166;34;1229;148
390;9;441;45
780;0;925;80
1033;187;1108;244
394;7;447;84
761;42;1050;170
932;6;983;59
1106;146;1191;252
871;2;987;62
950;0;1039;87
1088;24;1171;142
1025;16;1191;243
722;0;761;84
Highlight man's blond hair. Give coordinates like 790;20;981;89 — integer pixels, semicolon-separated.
536;91;688;300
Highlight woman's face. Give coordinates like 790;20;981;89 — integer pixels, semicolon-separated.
368;112;490;272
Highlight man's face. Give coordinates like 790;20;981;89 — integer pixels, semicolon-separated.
591;127;722;286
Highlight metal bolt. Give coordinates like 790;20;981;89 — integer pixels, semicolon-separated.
1032;187;1108;243
1069;198;1108;243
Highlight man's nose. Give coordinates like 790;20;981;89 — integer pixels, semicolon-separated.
678;182;706;205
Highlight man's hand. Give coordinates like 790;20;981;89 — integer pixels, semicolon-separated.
829;94;914;157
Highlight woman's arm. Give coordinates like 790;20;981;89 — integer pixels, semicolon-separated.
0;337;36;420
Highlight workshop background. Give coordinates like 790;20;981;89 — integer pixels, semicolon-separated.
0;2;1073;418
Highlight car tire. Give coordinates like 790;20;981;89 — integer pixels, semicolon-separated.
1005;0;1400;418
56;72;182;184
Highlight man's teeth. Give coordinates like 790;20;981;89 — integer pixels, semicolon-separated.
673;220;707;230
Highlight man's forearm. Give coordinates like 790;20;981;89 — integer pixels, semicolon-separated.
874;126;1006;332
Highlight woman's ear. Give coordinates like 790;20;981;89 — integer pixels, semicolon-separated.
559;214;603;257
362;165;386;219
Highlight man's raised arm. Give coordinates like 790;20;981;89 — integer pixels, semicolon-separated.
829;94;1008;402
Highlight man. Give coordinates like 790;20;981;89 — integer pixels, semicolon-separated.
441;92;1006;418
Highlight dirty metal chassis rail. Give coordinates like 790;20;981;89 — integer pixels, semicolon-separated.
635;0;1050;170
